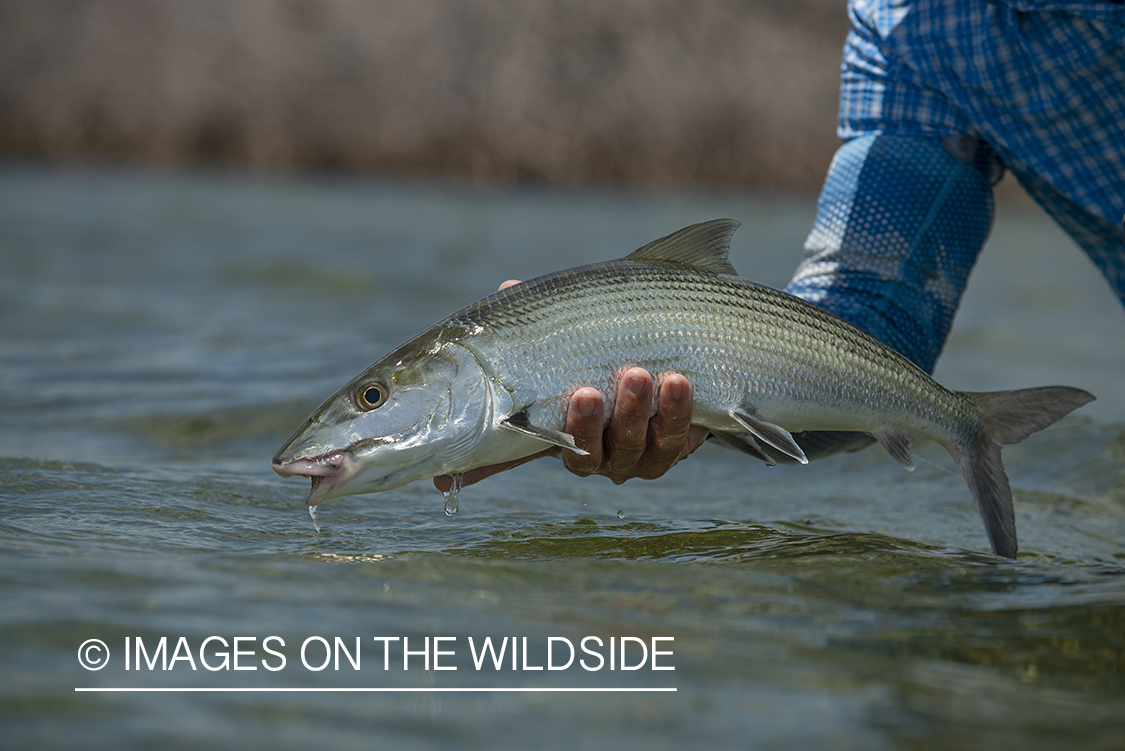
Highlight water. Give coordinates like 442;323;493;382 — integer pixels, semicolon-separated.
2;164;1123;750
443;474;464;517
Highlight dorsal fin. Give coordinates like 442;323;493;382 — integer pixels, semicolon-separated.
625;219;740;275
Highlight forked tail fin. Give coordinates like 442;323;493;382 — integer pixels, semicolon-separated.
950;387;1094;558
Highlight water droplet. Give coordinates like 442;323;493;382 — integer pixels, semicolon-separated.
616;509;625;520
443;473;464;517
308;504;321;533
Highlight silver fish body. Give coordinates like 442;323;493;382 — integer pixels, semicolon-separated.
273;219;1094;557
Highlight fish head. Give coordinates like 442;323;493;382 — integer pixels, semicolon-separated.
272;336;491;505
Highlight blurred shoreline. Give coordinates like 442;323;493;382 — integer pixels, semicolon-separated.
0;0;849;191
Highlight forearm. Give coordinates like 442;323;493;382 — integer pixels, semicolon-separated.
785;135;999;373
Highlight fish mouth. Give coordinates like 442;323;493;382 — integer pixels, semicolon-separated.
272;450;356;506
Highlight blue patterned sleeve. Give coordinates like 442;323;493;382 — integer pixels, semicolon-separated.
788;0;1125;372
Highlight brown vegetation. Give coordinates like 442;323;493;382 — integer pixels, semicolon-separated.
0;0;849;189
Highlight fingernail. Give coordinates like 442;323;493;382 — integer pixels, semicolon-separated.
666;378;686;400
626;373;647;396
576;392;598;417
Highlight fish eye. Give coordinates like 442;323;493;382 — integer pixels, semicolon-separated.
355;381;389;411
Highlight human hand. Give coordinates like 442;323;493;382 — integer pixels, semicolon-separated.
561;367;709;483
433;367;708;492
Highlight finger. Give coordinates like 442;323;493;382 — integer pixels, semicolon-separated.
559;387;605;477
658;374;710;455
633;374;708;479
601;367;655;483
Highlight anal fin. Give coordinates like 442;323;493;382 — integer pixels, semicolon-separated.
500;412;590;455
874;431;915;471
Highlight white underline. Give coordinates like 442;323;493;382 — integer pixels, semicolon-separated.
75;687;676;693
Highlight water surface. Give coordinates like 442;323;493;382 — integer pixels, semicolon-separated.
2;165;1123;749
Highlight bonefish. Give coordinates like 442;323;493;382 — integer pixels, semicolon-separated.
273;219;1094;557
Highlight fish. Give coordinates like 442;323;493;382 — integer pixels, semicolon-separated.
272;219;1095;558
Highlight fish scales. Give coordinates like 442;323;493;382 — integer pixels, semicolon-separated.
451;259;964;440
273;219;1095;558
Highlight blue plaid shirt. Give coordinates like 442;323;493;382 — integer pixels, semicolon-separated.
837;0;1125;301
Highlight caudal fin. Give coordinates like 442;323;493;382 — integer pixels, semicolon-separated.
950;387;1094;558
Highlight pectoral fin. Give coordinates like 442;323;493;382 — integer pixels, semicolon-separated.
500;412;590;455
730;408;808;465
